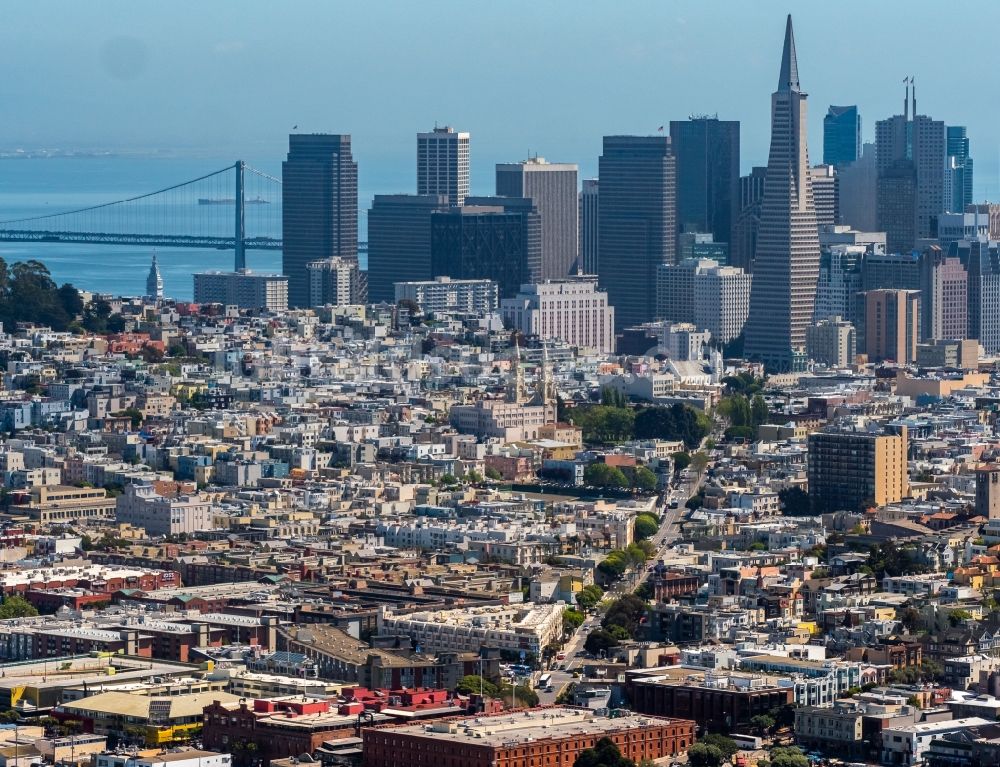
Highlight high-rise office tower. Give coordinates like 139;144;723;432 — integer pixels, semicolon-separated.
919;246;967;341
366;194;450;302
875;81;946;252
669;117;739;248
863;289;920;364
810;165;839;227
838;143;878;231
954;237;1000;353
806;316;856;368
597;135;676;330
731;166;767;271
282;134;357;307
823;105;861;167
307;257;366;307
496;158;578;279
814;246;863;324
579;179;599;274
692;264;752;344
430;196;541;298
947;125;973;213
744;16;821;372
417;127;470;206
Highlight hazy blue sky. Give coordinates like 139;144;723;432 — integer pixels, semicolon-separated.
3;0;999;195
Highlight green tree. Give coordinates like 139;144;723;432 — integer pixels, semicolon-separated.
0;594;38;619
701;735;738;760
562;608;585;633
584;628;620;655
602;593;648;637
629;466;658;492
750;714;776;734
485;467;502;481
769;747;809;767
672;451;692;472
687;743;724;767
574;737;636;767
585;462;629;488
751;393;769;427
576;584;604;611
455;675;498;698
778;486;811;516
634;513;660;540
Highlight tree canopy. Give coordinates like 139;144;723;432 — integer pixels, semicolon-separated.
574;737;635;767
0;259;83;332
0;594;39;619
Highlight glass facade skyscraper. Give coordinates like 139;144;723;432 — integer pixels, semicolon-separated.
823;105;861;167
282;134;357;308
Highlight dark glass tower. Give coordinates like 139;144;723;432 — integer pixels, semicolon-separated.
670;117;739;250
367;194;450;302
597;135;676;330
282;134;357;307
430;197;541;298
947;125;973;212
823;105;861;167
744;16;821;372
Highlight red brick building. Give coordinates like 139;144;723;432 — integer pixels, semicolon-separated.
362;707;694;767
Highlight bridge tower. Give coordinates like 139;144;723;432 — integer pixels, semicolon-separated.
234;160;246;271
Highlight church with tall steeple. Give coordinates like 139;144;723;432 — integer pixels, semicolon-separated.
744;15;821;372
450;343;557;441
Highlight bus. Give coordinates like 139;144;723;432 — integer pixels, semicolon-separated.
730;734;762;751
537;673;552;690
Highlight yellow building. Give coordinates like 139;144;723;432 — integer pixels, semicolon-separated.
807;424;908;511
55;691;242;746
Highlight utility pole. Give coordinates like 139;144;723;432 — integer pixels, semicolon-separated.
234;161;246;272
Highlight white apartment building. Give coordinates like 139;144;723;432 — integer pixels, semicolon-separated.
378;603;564;656
395;276;498;314
693;264;752;343
662;323;711;361
193;270;288;312
115;481;217;537
501;277;614;353
307;257;364;307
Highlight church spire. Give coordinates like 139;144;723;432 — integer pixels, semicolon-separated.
777;14;800;93
506;337;526;403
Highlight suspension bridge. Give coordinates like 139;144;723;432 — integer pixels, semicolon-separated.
0;161;366;272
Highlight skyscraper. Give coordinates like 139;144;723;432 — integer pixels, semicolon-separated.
743;16;821;372
919;246;967;341
875;81;946;251
496;158;578;279
809;165;839;227
947;125;973;213
430;197;541;298
838;143;878;231
579;179;599;275
731;166;766;271
863;289;920;364
366;194;449;302
597;135;676;330
282;134;357;307
418;127;470;206
669;117;739;248
823;105;861;167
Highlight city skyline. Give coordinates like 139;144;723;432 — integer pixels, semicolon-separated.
4;2;1000;199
